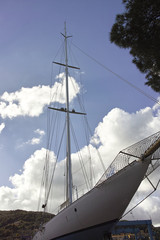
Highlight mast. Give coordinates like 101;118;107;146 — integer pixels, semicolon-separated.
64;22;72;205
51;23;81;206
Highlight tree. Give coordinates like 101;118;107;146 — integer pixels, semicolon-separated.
110;0;160;92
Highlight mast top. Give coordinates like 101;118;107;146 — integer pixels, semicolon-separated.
53;22;80;70
61;22;72;39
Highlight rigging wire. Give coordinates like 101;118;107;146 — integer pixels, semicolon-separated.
45;120;67;208
121;174;160;219
40;56;68;211
84;115;106;174
68;66;106;182
47;64;64;154
68;68;102;185
72;42;160;106
70;120;91;191
65;66;93;191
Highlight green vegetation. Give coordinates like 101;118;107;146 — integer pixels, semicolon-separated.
0;210;159;239
0;210;53;239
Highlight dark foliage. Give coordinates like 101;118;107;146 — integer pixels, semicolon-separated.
0;210;159;239
110;0;160;92
0;210;53;239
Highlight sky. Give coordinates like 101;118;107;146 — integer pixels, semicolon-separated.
0;0;160;227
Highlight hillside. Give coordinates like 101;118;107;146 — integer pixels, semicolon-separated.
0;210;159;239
0;210;53;239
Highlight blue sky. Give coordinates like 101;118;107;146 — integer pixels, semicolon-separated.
0;0;160;226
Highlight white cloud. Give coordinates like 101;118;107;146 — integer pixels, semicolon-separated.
0;101;160;225
35;128;45;136
0;148;57;211
26;129;45;145
0;148;46;210
123;191;160;227
0;73;80;119
0;122;5;133
121;166;160;225
153;96;160;111
28;137;41;145
17;128;45;148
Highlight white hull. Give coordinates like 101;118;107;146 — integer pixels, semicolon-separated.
33;158;150;240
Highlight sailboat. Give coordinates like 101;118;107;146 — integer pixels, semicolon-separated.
32;24;160;240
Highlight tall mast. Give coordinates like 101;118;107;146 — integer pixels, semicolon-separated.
64;22;72;205
52;23;81;206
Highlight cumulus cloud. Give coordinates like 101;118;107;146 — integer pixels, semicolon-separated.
0;122;5;133
121;165;160;225
0;101;160;225
35;129;45;136
17;129;45;148
26;129;45;146
0;73;80;119
0;148;46;210
123;190;160;227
